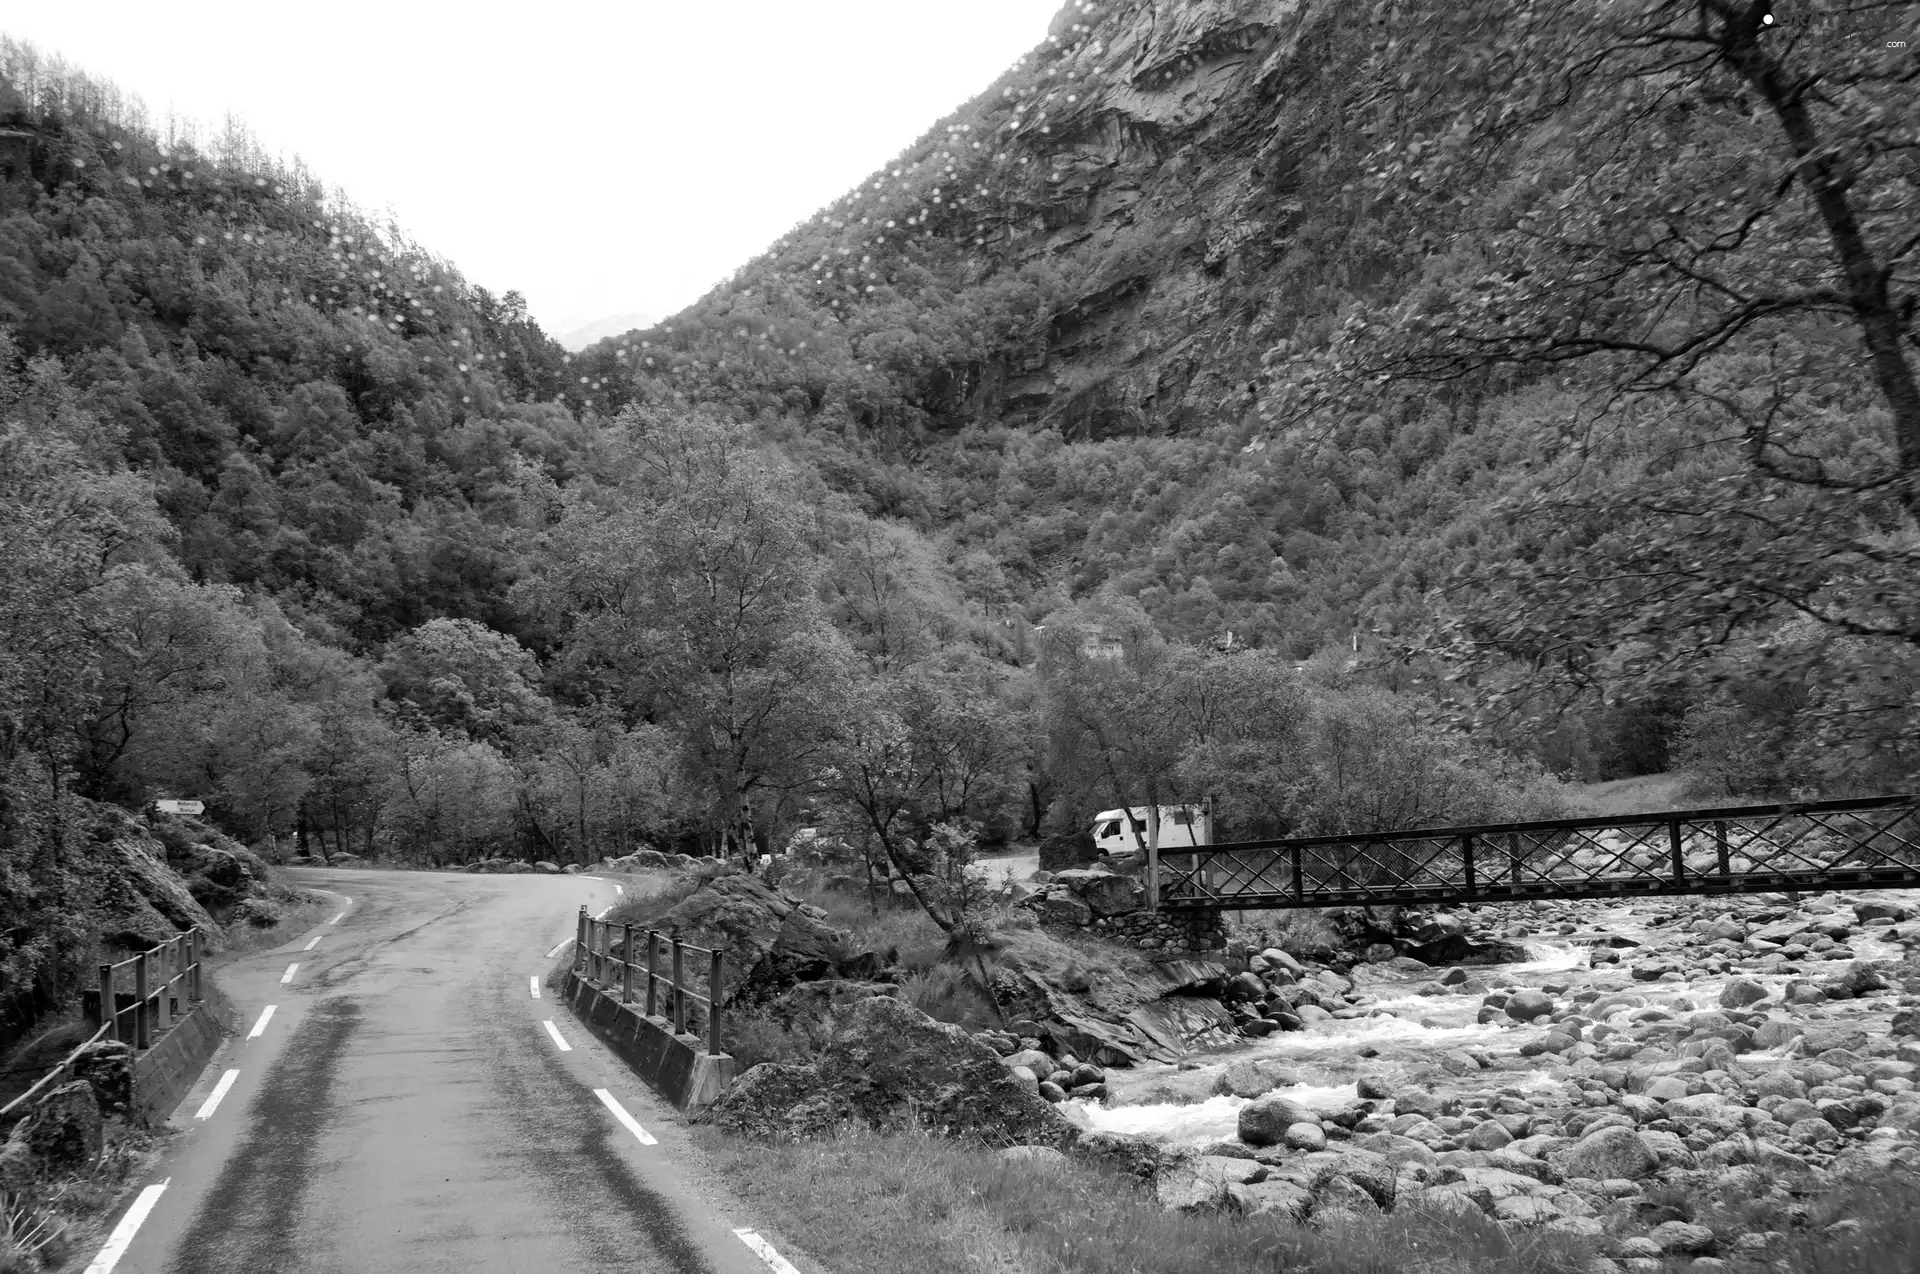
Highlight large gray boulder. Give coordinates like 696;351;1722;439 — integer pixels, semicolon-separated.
1313;1149;1397;1210
1238;1094;1321;1146
1212;1059;1301;1099
640;871;862;997
701;996;1078;1148
1051;869;1145;917
1719;979;1768;1009
1504;989;1555;1022
90;815;218;949
1548;1125;1661;1181
1155;1154;1268;1210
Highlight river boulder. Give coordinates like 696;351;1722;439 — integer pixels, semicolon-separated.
1548;1125;1661;1181
1238;1094;1322;1146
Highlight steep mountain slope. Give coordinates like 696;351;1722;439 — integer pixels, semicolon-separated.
570;0;1917;736
552;0;1542;656
580;0;1432;438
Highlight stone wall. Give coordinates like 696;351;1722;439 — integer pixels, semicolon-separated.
1019;865;1228;954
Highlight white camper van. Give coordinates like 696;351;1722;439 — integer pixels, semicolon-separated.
1091;805;1207;858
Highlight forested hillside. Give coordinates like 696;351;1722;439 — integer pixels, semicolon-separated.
3;0;1916;1020
570;0;1918;791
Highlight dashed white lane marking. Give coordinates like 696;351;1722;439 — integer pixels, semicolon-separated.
83;1177;169;1274
594;1088;658;1145
545;939;573;959
328;897;351;924
303;934;323;950
733;1228;803;1274
194;1070;240;1120
530;976;541;999
246;1006;276;1039
280;963;299;984
542;1020;572;1051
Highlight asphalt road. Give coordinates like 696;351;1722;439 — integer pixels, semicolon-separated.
101;868;792;1274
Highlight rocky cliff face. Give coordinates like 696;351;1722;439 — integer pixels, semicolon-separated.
597;0;1453;447
959;0;1315;440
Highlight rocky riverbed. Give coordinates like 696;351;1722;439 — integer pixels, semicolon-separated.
978;888;1920;1269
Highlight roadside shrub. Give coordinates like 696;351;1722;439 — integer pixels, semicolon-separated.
724;1001;832;1071
898;964;1001;1032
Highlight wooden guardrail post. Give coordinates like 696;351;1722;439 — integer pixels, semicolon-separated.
134;951;151;1050
98;964;115;1042
163;936;178;1024
645;931;658;1017
190;929;203;1002
575;906;588;973
671;938;685;1035
708;949;724;1057
621;923;634;1004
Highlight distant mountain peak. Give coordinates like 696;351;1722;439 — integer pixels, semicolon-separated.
554;311;660;353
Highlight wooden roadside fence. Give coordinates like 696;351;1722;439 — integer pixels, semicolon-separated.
574;907;724;1056
0;926;208;1126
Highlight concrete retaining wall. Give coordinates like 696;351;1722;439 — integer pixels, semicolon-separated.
133;1002;227;1125
562;970;735;1111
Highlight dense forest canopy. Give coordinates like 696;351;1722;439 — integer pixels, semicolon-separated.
2;0;1916;997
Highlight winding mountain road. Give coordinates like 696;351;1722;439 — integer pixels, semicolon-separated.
93;867;798;1274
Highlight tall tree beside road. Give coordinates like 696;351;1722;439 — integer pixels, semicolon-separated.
519;409;855;856
1037;597;1195;853
813;654;1022;930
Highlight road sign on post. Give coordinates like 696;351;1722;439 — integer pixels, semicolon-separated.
155;799;205;816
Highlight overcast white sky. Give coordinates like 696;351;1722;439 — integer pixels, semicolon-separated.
6;1;1062;336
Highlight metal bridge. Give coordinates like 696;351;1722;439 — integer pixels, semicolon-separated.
1155;794;1920;910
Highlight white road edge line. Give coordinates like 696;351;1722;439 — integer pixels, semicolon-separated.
328;897;351;924
83;1177;169;1274
733;1228;803;1274
593;1088;658;1145
545;939;572;959
194;1070;240;1120
303;934;322;950
542;1019;572;1051
529;976;541;999
279;963;299;984
246;1005;276;1039
614;883;624;894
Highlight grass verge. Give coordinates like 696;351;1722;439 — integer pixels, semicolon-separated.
692;1126;1920;1274
690;1125;1605;1274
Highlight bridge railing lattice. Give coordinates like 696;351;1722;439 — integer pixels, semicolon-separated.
1157;794;1920;910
